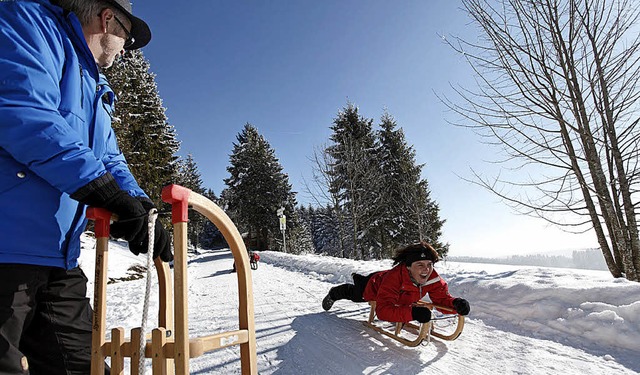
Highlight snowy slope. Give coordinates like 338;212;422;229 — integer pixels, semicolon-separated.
78;234;640;374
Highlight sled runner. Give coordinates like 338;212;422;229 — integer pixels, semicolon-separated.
88;184;257;375
363;300;464;347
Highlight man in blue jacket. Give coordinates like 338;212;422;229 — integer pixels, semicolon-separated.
0;0;172;373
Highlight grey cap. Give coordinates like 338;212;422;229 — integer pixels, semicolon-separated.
105;0;151;50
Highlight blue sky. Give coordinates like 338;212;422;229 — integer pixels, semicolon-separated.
132;1;598;257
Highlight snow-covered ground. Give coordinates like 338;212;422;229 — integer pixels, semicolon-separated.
78;234;640;374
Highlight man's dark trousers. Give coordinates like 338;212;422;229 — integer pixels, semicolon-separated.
0;264;98;375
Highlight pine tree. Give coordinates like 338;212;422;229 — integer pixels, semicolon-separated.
287;213;315;255
199;189;224;249
175;154;207;250
376;112;448;257
223;124;298;251
375;112;411;258
327;103;382;259
175;154;204;193
103;50;180;205
299;204;343;257
316;105;448;260
414;179;448;256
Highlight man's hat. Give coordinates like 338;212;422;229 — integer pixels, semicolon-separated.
105;0;151;50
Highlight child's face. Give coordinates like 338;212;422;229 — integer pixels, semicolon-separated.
408;260;434;284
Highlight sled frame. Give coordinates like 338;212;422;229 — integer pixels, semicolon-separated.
88;184;257;375
363;301;464;347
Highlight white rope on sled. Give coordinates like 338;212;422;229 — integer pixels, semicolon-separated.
138;208;157;375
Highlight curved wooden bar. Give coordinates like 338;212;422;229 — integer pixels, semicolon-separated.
415;301;465;341
363;320;431;347
162;184;257;375
364;300;465;347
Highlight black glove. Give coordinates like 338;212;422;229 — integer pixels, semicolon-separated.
411;306;431;323
135;198;173;262
72;173;146;242
72;173;172;262
453;298;470;316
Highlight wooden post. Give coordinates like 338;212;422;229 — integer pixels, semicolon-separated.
394;323;403;336
154;258;174;335
110;327;125;374
172;222;189;375
368;301;376;323
154;258;175;375
88;208;112;375
131;327;142;375
162;185;191;375
152;328;168;375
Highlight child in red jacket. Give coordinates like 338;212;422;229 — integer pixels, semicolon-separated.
322;241;470;323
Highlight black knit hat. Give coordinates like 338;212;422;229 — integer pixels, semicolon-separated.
105;0;151;50
392;241;439;266
404;247;437;266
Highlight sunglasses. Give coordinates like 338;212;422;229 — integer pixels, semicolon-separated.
113;15;135;48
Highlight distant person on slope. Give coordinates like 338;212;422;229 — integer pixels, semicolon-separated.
321;241;470;324
232;251;260;272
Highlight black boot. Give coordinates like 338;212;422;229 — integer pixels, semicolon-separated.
323;283;361;311
322;291;335;311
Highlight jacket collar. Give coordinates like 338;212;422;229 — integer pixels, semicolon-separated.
398;264;440;288
41;0;100;78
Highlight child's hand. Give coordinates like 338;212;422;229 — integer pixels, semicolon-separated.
453;298;470;315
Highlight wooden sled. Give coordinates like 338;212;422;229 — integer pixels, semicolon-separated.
87;184;257;375
363;300;464;347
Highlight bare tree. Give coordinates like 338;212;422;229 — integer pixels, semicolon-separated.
303;145;349;258
441;0;640;281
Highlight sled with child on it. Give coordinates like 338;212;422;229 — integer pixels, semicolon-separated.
232;251;260;272
363;300;465;347
249;251;260;270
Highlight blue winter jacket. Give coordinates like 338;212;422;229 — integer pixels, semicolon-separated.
0;0;147;269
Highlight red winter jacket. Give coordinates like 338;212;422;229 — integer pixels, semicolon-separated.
362;264;455;323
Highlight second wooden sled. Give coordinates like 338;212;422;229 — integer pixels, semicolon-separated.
363;301;465;347
88;184;257;374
